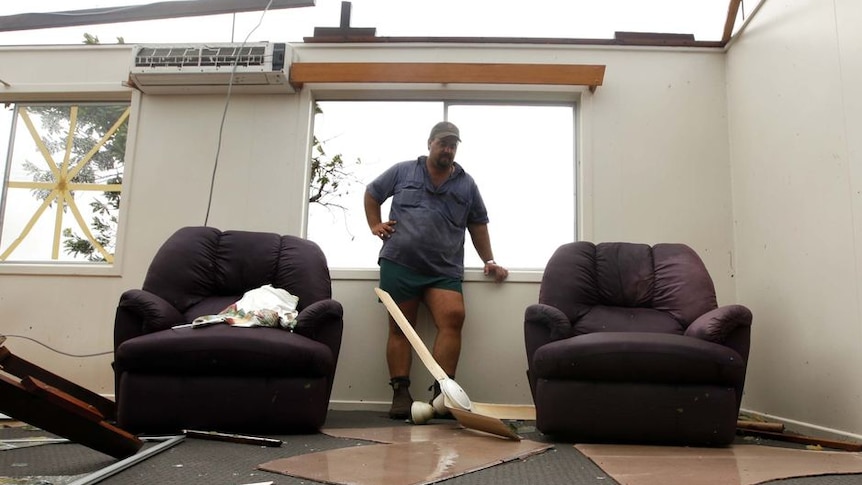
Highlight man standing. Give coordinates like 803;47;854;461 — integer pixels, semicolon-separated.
364;121;509;419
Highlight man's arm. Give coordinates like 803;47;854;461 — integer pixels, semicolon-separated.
365;190;396;239
467;223;508;283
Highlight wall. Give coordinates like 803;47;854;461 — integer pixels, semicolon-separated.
727;0;862;437
0;42;735;413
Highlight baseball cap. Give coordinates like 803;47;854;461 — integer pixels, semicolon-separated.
429;121;461;142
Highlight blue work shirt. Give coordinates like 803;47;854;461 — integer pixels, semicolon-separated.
366;156;489;279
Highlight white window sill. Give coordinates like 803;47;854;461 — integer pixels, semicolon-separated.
0;262;121;276
329;267;543;283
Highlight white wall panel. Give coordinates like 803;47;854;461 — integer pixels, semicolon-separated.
728;0;862;436
0;43;735;412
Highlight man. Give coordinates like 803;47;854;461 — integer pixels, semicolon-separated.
364;121;509;419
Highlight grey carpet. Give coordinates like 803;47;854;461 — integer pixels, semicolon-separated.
0;411;860;485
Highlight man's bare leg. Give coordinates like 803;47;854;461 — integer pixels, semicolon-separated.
387;298;421;378
386;297;420;419
423;288;466;378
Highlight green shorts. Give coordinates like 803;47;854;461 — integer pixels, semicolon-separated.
379;258;462;303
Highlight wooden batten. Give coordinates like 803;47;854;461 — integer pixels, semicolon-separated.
289;62;606;91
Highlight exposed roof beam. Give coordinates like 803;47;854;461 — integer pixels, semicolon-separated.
722;0;743;43
0;0;314;33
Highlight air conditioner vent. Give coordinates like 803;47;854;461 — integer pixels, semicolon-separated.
128;42;294;95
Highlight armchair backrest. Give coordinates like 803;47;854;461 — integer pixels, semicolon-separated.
142;226;331;318
539;242;718;334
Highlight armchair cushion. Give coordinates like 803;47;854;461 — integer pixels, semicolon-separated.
115;325;334;376
574;306;682;335
533;332;746;385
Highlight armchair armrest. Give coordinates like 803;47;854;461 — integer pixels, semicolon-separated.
294;299;344;364
114;289;185;349
524;303;574;362
685;304;752;345
524;303;573;400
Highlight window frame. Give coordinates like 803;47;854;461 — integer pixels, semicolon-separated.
0;95;139;276
302;84;588;281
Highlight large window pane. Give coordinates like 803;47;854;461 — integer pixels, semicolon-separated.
448;104;575;269
308;101;440;268
0;103;129;263
306;101;575;271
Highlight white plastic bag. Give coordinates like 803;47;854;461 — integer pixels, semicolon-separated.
181;284;300;331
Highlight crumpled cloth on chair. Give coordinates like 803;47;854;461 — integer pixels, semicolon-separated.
191;284;299;331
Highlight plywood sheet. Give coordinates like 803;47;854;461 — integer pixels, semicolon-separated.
323;423;474;443
260;437;551;485
575;443;862;485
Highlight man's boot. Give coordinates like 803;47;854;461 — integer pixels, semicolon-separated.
389;377;413;419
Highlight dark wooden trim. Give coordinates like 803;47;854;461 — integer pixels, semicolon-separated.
290;62;606;90
302;35;724;49
0;345;116;420
737;428;862;452
722;0;744;43
0;0;313;33
0;373;142;459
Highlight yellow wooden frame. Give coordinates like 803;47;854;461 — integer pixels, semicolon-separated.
0;105;130;262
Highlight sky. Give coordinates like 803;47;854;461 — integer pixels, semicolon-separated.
0;1;742;46
0;0;750;265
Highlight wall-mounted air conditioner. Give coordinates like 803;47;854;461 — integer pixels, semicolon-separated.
128;42;294;94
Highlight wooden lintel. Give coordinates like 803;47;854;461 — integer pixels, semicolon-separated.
289;62;605;89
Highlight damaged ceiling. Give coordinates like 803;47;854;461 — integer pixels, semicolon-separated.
0;0;764;47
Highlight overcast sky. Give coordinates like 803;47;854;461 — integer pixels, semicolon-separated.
0;0;750;264
0;0;741;46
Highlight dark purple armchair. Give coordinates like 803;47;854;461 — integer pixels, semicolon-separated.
525;242;752;446
113;226;343;434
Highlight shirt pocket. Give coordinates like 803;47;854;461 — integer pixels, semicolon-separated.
394;183;424;208
443;191;469;225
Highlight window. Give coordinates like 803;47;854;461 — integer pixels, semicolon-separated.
306;100;575;270
0;103;130;263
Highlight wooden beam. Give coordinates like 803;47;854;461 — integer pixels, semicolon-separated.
0;0;314;33
722;0;744;44
614;31;695;45
290;62;605;89
310;0;377;39
0;345;116;420
737;428;862;452
0;373;142;459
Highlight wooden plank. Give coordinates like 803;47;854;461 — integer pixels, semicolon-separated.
0;374;142;459
737;420;785;433
0;345;116;420
471;403;536;421
21;376;104;423
375;287;449;382
290;62;605;88
722;0;744;43
738;428;862;452
449;408;521;441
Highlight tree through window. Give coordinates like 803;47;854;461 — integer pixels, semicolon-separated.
0;103;129;263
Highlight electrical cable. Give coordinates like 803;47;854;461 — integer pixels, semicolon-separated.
0;3;277;360
203;0;274;226
2;334;112;358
